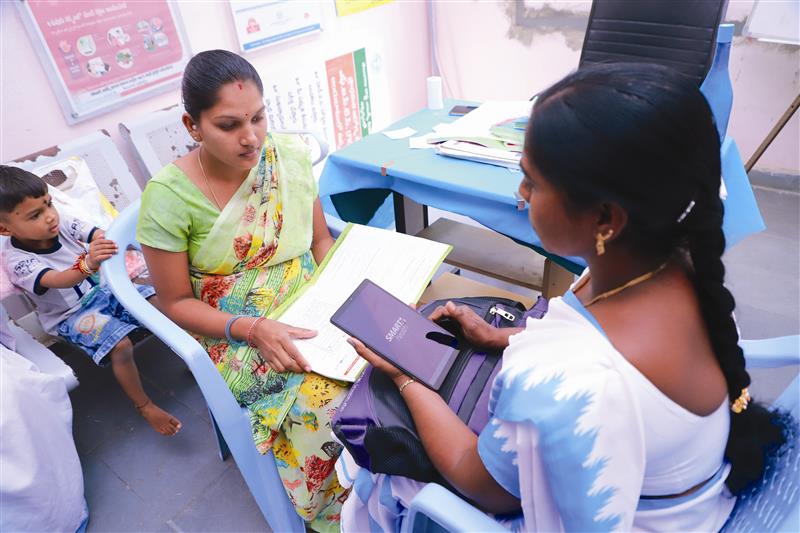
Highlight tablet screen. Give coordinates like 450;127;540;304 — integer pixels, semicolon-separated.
330;279;459;389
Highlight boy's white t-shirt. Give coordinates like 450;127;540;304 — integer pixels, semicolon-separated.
2;215;98;334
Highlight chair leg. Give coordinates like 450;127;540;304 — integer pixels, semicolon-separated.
209;409;231;461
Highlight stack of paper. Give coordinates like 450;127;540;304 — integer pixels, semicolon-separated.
423;101;533;168
437;140;521;169
271;224;452;382
426;134;519;152
436;101;533;138
489;116;527;146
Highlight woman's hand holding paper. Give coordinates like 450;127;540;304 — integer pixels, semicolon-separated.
251;319;316;373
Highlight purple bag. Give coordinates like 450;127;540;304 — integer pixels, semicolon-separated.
332;295;548;484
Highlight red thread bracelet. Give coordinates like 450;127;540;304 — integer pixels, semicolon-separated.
81;255;97;274
71;253;85;272
247;316;266;348
73;252;96;275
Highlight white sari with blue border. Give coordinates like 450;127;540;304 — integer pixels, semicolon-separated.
336;288;735;532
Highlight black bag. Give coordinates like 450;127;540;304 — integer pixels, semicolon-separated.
332;295;548;484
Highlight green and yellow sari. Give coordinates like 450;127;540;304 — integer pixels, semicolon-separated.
137;134;348;531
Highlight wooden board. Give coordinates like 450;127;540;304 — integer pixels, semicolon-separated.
416;218;545;290
420;272;536;309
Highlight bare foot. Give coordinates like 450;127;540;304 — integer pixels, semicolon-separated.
136;399;182;436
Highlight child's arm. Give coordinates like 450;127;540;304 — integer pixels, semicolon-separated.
89;228;105;242
40;266;94;289
39;238;118;289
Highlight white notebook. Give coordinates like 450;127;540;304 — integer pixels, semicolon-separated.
270;224;451;381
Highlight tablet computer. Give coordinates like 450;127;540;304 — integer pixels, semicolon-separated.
330;279;460;389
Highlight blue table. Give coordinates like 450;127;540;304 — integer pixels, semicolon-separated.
319;100;765;275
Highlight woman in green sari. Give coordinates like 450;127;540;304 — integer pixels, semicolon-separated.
136;50;348;531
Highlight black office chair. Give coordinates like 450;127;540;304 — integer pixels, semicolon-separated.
579;0;729;85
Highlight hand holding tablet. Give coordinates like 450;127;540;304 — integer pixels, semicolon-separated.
331;279;459;389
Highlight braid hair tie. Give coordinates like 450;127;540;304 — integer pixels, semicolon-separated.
731;388;751;414
677;199;696;223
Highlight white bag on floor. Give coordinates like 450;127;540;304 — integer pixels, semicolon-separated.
0;345;88;532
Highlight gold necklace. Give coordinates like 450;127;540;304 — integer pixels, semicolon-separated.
574;262;669;307
197;147;222;210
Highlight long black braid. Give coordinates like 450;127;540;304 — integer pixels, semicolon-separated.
527;62;787;494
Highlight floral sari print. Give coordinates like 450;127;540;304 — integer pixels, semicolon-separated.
149;133;348;531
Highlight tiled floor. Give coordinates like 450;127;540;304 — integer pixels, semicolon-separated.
52;185;798;532
57;338;267;532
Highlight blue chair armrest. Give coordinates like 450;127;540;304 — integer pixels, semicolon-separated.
742;336;800;368
403;484;510;533
100;199;245;426
775;373;800;416
325;214;347;239
721;138;766;248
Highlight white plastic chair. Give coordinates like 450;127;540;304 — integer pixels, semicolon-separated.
2;129;144;381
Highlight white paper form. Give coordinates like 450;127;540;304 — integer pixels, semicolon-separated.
276;224;451;381
435;101;534;138
382;126;417;139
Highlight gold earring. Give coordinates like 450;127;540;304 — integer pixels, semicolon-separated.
595;229;614;256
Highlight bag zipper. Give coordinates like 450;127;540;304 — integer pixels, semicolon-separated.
489;306;516;322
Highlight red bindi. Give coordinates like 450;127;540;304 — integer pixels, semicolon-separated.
237;82;243;90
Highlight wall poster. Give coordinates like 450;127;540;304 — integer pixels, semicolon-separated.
229;1;322;53
325;48;372;149
16;0;191;124
263;47;387;152
334;0;392;18
263;65;334;143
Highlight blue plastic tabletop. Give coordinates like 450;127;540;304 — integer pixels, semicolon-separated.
319;100;764;274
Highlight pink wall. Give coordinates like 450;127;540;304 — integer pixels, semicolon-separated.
432;1;799;175
0;1;430;183
5;1;793;176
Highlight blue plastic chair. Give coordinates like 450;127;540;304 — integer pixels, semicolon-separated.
701;23;734;141
403;335;800;533
101;201;305;532
697;24;766;249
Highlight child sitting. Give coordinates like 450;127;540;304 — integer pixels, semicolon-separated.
0;165;181;435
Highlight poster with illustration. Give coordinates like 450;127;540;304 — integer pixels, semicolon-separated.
229;1;322;53
16;0;190;124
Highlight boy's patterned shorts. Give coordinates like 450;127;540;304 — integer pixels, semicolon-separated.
57;284;155;366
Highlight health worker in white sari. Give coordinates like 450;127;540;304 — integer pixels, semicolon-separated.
336;63;787;532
